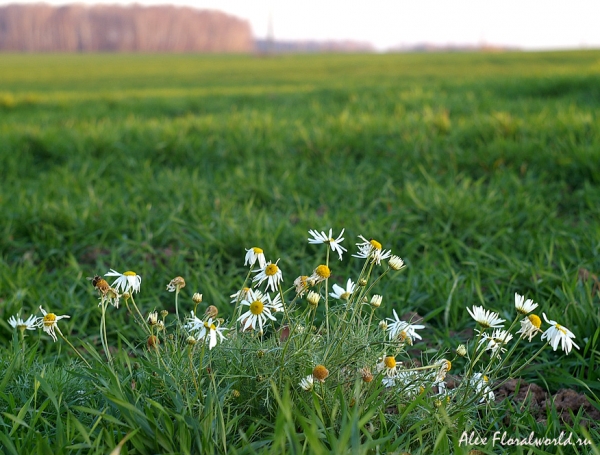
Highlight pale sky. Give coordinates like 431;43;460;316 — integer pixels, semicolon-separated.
4;0;600;51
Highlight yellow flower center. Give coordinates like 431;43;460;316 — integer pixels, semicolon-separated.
483;375;489;382
124;271;137;277
528;314;541;328
43;313;56;326
446;360;452;371
250;300;264;315
384;356;396;368
315;265;331;278
369;239;382;250
265;264;279;276
340;292;350;300
556;324;567;335
204;321;217;330
252;247;263;254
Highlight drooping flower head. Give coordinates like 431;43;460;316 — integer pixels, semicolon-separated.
245;247;267;268
36;306;70;342
299;375;314;391
386;309;425;344
105;269;142;294
516;314;542;342
478;328;513;359
309;264;331;285
541;313;580;355
329;278;355;300
308;228;347;261
166;276;186;293
471;373;495;403
185;312;227;350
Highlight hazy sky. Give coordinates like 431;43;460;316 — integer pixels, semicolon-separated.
4;0;600;51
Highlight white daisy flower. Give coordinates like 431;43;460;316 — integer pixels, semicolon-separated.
386;309;425;344
478;328;513;359
471;373;495;403
388;255;406;271
267;293;285;314
8;314;37;331
541;313;580;355
36;306;70;342
190;316;227;350
329;278;355;300
308;264;331;285
230;287;252;303
467;305;506;329
308;228;347;261
352;235;392;265
516;314;543;342
376;356;399;377
105;269;142;294
238;289;278;332
244;247;267;268
514;293;538;315
299;375;314;391
252;260;283;292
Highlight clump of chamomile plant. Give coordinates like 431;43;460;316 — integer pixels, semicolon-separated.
6;227;582;442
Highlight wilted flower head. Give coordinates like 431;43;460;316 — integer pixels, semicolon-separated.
299;375;314;391
147;311;158;326
312;365;329;382
293;275;310;296
166;276;186;292
386;309;425;344
36;306;70;342
516;314;542;342
309;264;331;285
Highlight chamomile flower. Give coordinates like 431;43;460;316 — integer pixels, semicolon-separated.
329;278;355;301
308;228;347;261
252;260;283;292
368;295;383;308
467;305;506;329
105;269;142;294
245;247;267;268
386;309;425;344
267;293;284;314
471;373;495;403
353;235;392;265
478;328;513;359
376;356;399;377
238;289;278;332
541;313;580;355
307;290;321;306
8;314;37;332
299;375;314;391
309;264;331;285
230;287;252;303
193;317;227;350
516;314;542;342
514;293;538;315
388;255;406;271
36;306;70;342
293;275;310;296
434;359;452;384
99;287;120;309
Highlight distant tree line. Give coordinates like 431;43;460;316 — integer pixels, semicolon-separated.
0;4;253;52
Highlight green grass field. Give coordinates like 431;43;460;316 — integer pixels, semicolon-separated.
1;51;600;454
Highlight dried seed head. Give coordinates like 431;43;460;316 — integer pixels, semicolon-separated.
205;305;218;319
312;364;329;382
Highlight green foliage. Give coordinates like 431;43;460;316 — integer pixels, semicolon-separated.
1;51;600;453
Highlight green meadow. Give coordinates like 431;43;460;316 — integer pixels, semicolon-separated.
1;51;599;454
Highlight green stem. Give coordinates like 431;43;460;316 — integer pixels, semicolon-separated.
57;328;91;368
